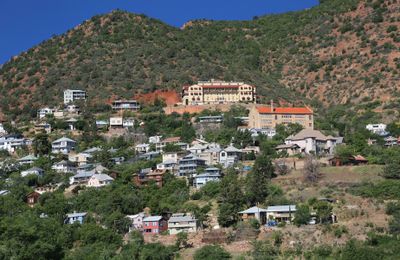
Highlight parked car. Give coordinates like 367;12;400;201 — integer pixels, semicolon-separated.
308;218;317;225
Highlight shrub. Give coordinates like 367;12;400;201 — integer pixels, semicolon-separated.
249;218;260;230
194;245;231;260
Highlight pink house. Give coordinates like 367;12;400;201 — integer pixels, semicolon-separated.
143;216;168;234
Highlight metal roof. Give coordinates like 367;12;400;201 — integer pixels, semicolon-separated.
168;215;196;223
66;212;87;218
143;216;163;222
239;206;267;214
266;205;297;212
53;137;76;143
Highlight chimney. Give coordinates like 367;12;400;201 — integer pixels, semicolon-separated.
270;99;274;112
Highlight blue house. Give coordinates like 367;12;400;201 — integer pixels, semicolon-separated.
65;212;87;224
193;167;221;188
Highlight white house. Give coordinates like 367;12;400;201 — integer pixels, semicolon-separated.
110;117;123;128
219;145;242;168
187;144;208;154
69;169;96;185
21;167;44;177
65;212;87;224
135;143;150;154
239;206;268;224
64;89;87;104
127;212;146;232
87;174;114;187
37;107;53;119
366;124;388;136
0;123;6;135
156;152;181;172
168;213;198;235
18;154;38;165
112;100;140;111
96;120;109;129
266;205;297;223
0;134;30;153
284;129;337;155
148;135;162;144
123;118;135;128
239;127;276;139
52;160;76;174
52;137;76;154
194;167;221;188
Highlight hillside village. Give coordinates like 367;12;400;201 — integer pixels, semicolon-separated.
0;0;400;258
1;78;400;258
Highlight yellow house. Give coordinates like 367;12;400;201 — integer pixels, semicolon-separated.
248;104;314;129
182;80;256;105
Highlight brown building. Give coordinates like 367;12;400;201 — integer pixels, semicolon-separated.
248;104;314;129
26;191;41;207
133;169;166;187
182;80;256;106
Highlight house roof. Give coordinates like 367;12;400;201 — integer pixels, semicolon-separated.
147;169;166;176
53;160;74;166
286;129;329;141
353;155;368;162
53;137;76;143
276;144;300;149
162;136;181;143
239;206;268;214
0;190;10;196
143;216;163;222
83;147;102;154
224;145;242;153
205;167;220;171
189;144;208;150
136;143;150;148
91;174;114;182
168;215;196;223
256;106;313;115
66;212;87;218
126;212;146;219
24;167;44;172
73;171;95;178
266;205;296;212
18;154;38;161
195;172;221;178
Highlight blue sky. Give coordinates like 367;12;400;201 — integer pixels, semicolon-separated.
0;0;318;64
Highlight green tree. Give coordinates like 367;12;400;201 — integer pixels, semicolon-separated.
382;162;400;179
251;240;278;260
175;232;189;249
194;245;231;260
389;212;400;235
245;154;274;204
139;243;175;260
294;204;311;226
32;133;51;156
315;201;333;224
218;169;244;227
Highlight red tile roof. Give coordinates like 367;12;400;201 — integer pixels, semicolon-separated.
201;85;241;89
256;106;313;114
162;137;181;143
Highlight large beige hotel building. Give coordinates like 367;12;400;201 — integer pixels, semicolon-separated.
249;104;314;129
182;80;256;105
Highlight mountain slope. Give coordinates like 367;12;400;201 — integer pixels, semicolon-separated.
0;0;399;120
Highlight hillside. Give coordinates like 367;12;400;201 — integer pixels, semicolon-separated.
0;0;399;120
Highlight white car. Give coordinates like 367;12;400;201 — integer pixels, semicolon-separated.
308;218;317;225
